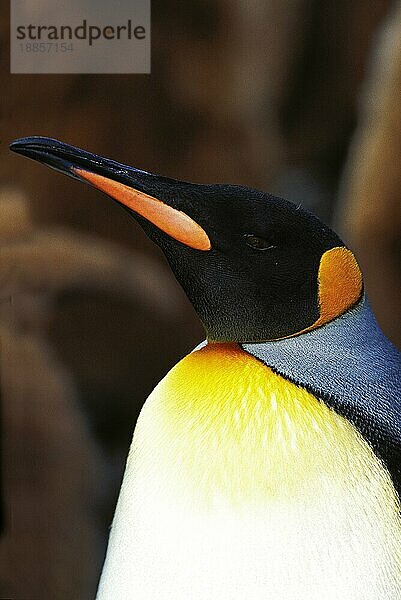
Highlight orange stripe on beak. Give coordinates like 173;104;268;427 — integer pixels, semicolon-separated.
73;168;211;251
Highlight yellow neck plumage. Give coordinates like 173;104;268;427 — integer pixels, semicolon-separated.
136;342;398;508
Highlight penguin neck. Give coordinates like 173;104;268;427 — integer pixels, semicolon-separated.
242;295;400;399
242;295;401;496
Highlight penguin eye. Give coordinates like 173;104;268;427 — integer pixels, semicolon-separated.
244;234;275;251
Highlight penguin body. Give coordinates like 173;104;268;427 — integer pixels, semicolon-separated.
97;341;401;600
10;137;401;599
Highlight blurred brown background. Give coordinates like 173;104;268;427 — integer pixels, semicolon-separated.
1;1;401;598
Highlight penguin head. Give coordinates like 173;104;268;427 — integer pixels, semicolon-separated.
10;137;363;342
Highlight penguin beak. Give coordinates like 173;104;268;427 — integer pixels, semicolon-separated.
10;137;211;252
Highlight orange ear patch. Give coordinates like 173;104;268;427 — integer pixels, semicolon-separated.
281;247;363;340
315;246;363;327
73;168;211;251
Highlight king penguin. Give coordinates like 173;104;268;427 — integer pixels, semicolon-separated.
10;137;401;600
